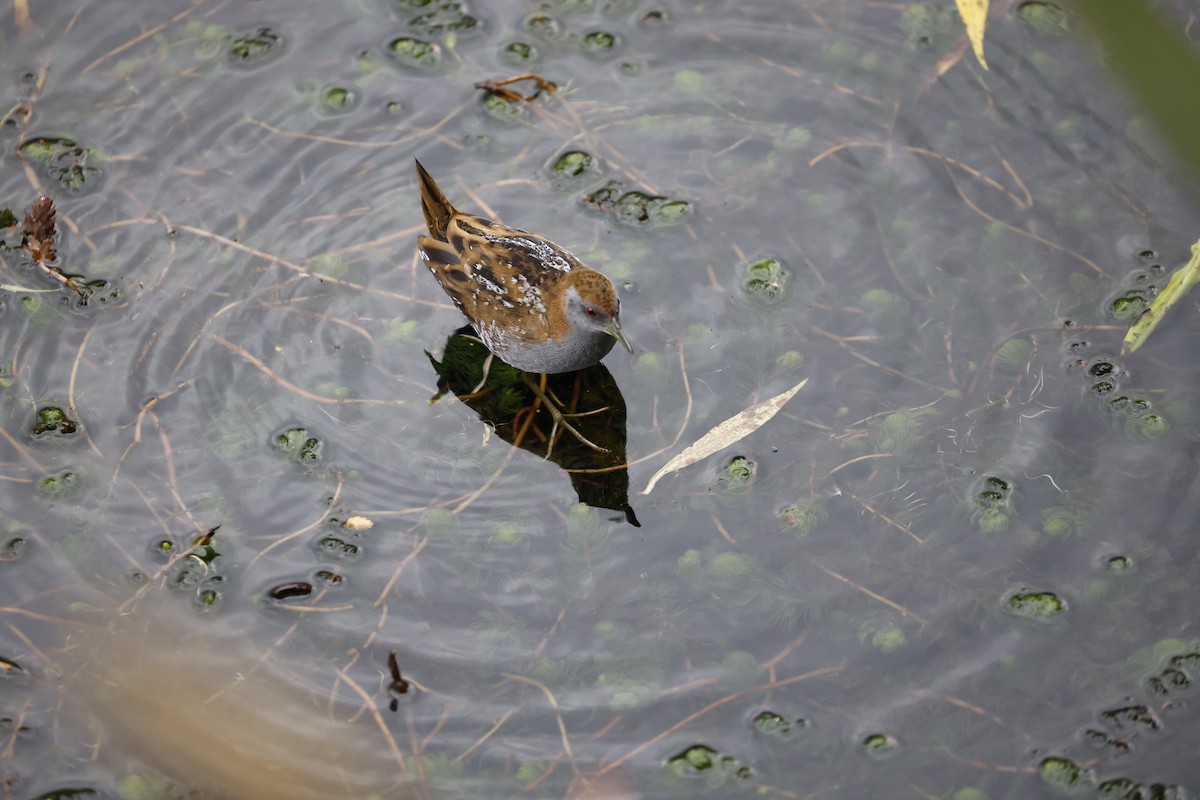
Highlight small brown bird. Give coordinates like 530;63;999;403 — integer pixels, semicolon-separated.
415;159;631;452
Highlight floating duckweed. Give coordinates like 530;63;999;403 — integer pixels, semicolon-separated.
409;1;479;36
981;475;1010;496
1129;411;1168;438
32;406;78;436
2;537;26;560
37;470;80;502
1109;290;1150;322
1038;757;1091;789
641;9;669;26
197;588;220;607
583;180;622;209
389;37;442;69
314;569;343;586
1018;1;1069;35
275;427;307;451
538;0;593;11
614;191;651;222
862;732;897;758
994;338;1033;371
651;199;690;223
226;27;286;68
582;30;617;54
1101;703;1160;731
481;91;526;121
582;180;687;226
318;536;361;557
524;13;563;40
972;476;1013;532
753;711;791;736
275;427;324;463
710;455;755;496
552;150;594;177
1106;554;1132;573
18;136;105;194
18;136;64;160
667;744;718;774
502;40;539;65
666;745;751;781
877;413;917;458
1007;590;1065;620
318;86;358;115
741;257;792;306
1098;778;1181;798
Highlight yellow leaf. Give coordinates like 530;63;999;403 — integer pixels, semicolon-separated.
641;379;807;495
956;0;989;70
1124;239;1200;353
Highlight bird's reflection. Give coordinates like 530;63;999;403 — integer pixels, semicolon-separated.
427;326;639;526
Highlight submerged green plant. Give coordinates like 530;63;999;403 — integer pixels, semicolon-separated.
1006;589;1065;621
779;499;826;537
861;287;911;333
37;470;82;502
858;616;907;653
877;412;918;458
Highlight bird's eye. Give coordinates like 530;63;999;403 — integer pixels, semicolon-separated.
584;306;599;318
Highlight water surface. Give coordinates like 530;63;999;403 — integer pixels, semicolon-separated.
1;1;1199;798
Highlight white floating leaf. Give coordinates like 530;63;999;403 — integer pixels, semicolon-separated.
641;378;807;496
342;515;375;531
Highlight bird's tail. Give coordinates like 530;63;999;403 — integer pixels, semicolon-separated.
414;159;455;241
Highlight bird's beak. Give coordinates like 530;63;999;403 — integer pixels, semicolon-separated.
609;321;633;354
